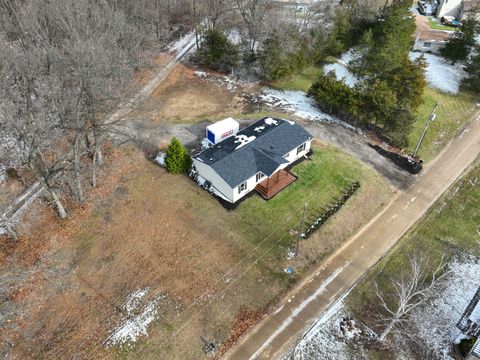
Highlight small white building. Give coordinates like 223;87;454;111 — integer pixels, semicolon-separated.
412;30;451;53
192;117;313;203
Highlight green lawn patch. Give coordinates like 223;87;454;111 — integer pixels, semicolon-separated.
270;66;323;92
222;145;387;266
408;87;478;162
427;17;455;31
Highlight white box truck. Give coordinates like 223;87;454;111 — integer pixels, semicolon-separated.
206;118;239;145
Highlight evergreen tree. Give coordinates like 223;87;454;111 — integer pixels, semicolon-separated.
441;10;479;63
464;45;480;92
308;71;356;115
260;29;308;81
165;137;192;174
351;0;416;78
196;28;238;71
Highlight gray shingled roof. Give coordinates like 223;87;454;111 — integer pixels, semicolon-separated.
195;117;312;188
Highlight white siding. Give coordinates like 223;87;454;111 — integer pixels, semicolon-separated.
412;39;447;54
284;139;312;163
194;138;313;204
192;159;234;202
232;173;260;203
437;0;462;17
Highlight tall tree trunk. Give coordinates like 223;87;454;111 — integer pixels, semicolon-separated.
91;116;103;188
92;147;103;188
73;132;85;202
48;186;68;219
378;317;398;342
193;0;199;49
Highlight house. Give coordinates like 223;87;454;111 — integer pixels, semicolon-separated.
192;117;313;203
435;0;479;19
436;0;463;18
412;30;451;53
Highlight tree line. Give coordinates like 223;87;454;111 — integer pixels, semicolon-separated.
309;0;426;147
193;0;385;78
0;0;189;223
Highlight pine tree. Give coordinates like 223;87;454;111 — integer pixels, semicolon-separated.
464;46;480;92
165;138;192;174
195;28;238;72
441;10;479;63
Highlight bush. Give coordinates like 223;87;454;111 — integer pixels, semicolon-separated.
464;41;480;92
308;71;357;116
441;13;478;63
195;28;238;72
165;137;192;174
260;30;308;81
458;336;477;357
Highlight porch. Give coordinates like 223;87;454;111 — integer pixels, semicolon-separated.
255;169;297;200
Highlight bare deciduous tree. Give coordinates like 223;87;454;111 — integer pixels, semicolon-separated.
235;0;271;54
373;252;449;342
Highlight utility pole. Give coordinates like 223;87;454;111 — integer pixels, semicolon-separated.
295;202;307;257
413;102;438;158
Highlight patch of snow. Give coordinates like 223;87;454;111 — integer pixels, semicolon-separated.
167;32;197;61
264;117;279;126
123;288;149;314
234;134;256;149
407;256;480;359
254;126;266;132
168;32;195;53
154;152;166;167
105;288;164;347
260;88;356;130
0;164;6;183
201;138;211;150
227;29;242;45
409;52;466;94
194;71;208;78
323;49;359;87
285;288;353;360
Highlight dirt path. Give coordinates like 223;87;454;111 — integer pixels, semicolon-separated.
223;111;480;360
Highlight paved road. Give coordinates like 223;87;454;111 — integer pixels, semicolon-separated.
223;112;480;360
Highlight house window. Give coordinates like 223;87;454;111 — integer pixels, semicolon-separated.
238;181;247;194
296;143;306;155
423;42;431;48
256;172;265;182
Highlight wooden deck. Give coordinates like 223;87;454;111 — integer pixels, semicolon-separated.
255;170;297;200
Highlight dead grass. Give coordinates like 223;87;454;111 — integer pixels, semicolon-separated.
134;64;245;124
2;142;392;360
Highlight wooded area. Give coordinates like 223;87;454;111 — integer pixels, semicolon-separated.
0;0;190;221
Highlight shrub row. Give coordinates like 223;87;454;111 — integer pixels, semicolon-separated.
301;181;360;239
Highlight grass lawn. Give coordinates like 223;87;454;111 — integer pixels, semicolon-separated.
16;142;389;360
427;16;455;31
408;87;478;162
346;162;480;356
270;66;323;92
